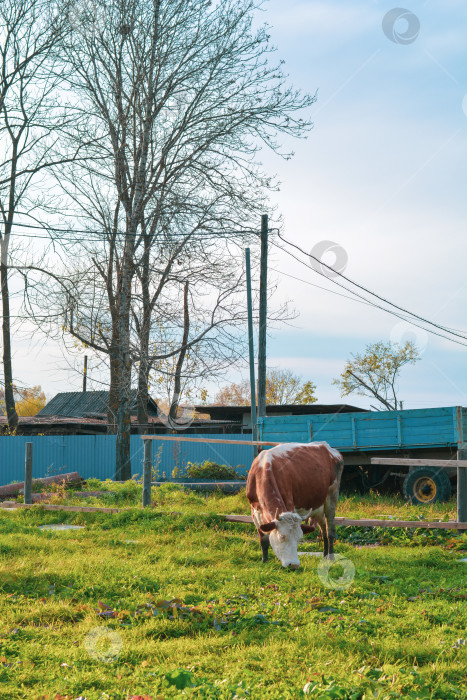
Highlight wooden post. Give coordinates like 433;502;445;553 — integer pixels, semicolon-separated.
457;449;467;525
257;214;268;421
24;442;32;505
83;355;88;392
245;248;258;449
142;439;152;507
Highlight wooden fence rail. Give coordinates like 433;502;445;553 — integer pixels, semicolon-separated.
1;502;466;530
141;435;280;446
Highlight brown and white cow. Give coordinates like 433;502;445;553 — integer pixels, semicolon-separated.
246;442;344;568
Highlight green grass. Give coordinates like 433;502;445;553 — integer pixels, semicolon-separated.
0;486;466;699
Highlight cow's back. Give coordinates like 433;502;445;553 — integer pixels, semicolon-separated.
247;443;342;518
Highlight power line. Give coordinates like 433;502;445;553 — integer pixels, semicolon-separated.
272;263;467;347
278;233;467;339
1;220;260;240
274;235;467;343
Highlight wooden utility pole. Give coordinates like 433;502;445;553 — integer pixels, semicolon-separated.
245;248;258;445
257;214;268;420
83;355;88;392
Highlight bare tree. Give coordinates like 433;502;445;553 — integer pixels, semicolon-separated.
25;0;313;478
0;0;80;431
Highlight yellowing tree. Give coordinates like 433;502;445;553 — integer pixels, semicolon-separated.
214;381;250;406
332;341;420;410
215;370;317;406
266;369;317;405
0;385;46;417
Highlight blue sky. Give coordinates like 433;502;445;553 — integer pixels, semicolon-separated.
10;0;467;410
259;0;467;408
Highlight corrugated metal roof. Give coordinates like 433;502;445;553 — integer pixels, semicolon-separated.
38;391;159;417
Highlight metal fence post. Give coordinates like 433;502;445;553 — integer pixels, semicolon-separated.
457;449;467;526
24;442;33;505
142;439;152;508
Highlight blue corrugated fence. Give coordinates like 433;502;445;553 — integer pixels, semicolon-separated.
0;434;255;485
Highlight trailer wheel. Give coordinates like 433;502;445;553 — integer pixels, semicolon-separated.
403;467;451;504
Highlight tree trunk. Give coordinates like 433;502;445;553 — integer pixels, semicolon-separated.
1;150;19;433
107;357;119;433
114;241;134;481
169;282;190;423
115;350;132;481
136;349;150;432
107;328;121;434
136;233;151;431
1;256;18;432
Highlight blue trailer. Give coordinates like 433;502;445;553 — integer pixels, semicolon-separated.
258;406;465;504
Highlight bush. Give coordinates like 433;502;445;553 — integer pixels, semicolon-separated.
184;460;241;480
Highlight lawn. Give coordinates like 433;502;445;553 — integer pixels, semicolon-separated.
0;484;466;699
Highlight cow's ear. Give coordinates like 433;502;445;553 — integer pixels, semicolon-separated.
259;521;277;534
301;523;316;534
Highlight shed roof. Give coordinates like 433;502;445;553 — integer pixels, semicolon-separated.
195;403;368;421
38;390;159;418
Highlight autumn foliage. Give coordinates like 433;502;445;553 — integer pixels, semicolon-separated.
215;369;317;406
333;341;420;410
0;385;46;417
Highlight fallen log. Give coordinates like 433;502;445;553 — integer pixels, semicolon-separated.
0;472;83;498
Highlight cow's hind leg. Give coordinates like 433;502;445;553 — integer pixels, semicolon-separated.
316;513;329;558
324;482;340;559
260;533;270;563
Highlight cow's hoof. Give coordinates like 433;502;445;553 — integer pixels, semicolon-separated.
288;564;300;570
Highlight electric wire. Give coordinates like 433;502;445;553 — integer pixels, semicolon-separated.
1;220;259;240
277;233;467;340
4;220;466;346
271;264;467;347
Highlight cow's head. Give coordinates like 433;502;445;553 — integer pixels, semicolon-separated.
260;511;315;569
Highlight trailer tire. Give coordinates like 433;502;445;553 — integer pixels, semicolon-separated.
403;467;451;504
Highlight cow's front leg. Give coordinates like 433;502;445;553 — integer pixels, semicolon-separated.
260;533;270;563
